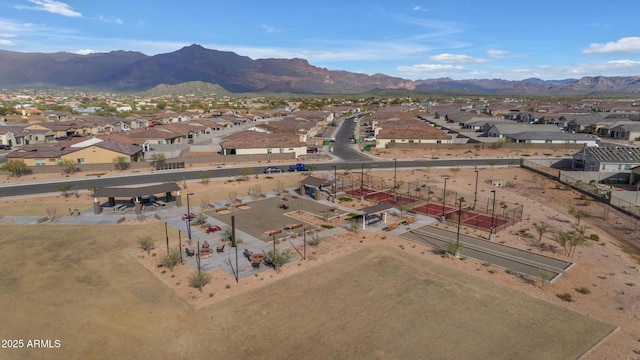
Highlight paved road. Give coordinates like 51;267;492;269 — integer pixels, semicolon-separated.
331;115;374;162
0;158;517;198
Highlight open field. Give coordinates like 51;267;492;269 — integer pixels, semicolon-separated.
0;225;614;359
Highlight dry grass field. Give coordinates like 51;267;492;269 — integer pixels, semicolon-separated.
0;224;615;359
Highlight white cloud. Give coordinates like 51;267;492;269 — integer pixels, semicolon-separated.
0;39;14;46
217;40;430;63
95;15;124;25
412;6;428;12
261;24;280;35
15;0;81;17
397;63;464;72
75;49;95;55
582;37;640;54
487;49;508;58
429;53;487;63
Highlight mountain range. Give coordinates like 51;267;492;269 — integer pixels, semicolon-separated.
1;44;639;95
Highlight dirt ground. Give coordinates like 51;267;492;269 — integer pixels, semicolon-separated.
1;147;639;359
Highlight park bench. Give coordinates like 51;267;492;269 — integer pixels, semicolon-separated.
216;244;225;253
403;217;416;225
384;223;399;231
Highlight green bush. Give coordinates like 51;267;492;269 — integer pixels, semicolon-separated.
192;213;207;226
575;287;591;294
160;249;181;271
267;249;293;270
137;236;154;254
188;271;211;293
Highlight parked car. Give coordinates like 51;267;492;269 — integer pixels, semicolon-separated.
263;166;284;174
288;163;309;172
363;136;376;141
0;145;11;150
307;147;318;153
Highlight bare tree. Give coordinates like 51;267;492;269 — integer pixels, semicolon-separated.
274;180;284;194
227;191;237;204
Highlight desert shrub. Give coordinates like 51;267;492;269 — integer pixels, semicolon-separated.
1;160;32;177
589;234;600;241
557;293;574;302
188;271;211;293
160;249;181;271
321;224;334;229
57;184;74;197
307;232;323;247
576;287;591;294
338;197;352;202
267;249;293;270
192;213;207;226
199;171;211;184
137;236;154;254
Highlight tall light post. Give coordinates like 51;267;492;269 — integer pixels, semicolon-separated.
360;163;365;201
455;198;464;257
331;165;337;203
489;190;497;241
441;177;449;222
473;169;479;210
393;158;397;193
186;192;194;240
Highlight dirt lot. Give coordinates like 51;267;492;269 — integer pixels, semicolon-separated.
0;225;615;360
0;147;639;359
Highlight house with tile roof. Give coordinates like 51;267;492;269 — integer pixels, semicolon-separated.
7;138;143;166
219;130;307;157
606;122;640;141
123;127;185;145
485;124;561;138
374;119;452;149
504;131;598;145
563;113;606;133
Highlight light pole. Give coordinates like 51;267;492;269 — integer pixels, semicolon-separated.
331;165;337;203
360;163;364;201
186;192;194;240
456;198;464;257
473;169;479;210
393;158;397;193
441;177;449;222
489;190;497;241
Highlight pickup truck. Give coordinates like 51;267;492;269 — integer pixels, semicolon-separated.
288;163;309;172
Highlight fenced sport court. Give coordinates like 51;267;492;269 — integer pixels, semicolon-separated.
341;173;522;233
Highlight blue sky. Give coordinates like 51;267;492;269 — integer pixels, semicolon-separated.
1;0;640;81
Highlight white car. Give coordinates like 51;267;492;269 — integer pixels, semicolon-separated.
363;136;376;141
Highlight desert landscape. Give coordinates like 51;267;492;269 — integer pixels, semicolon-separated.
0;148;639;359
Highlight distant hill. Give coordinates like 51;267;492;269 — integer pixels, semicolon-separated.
137;82;232;98
1;44;639;95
